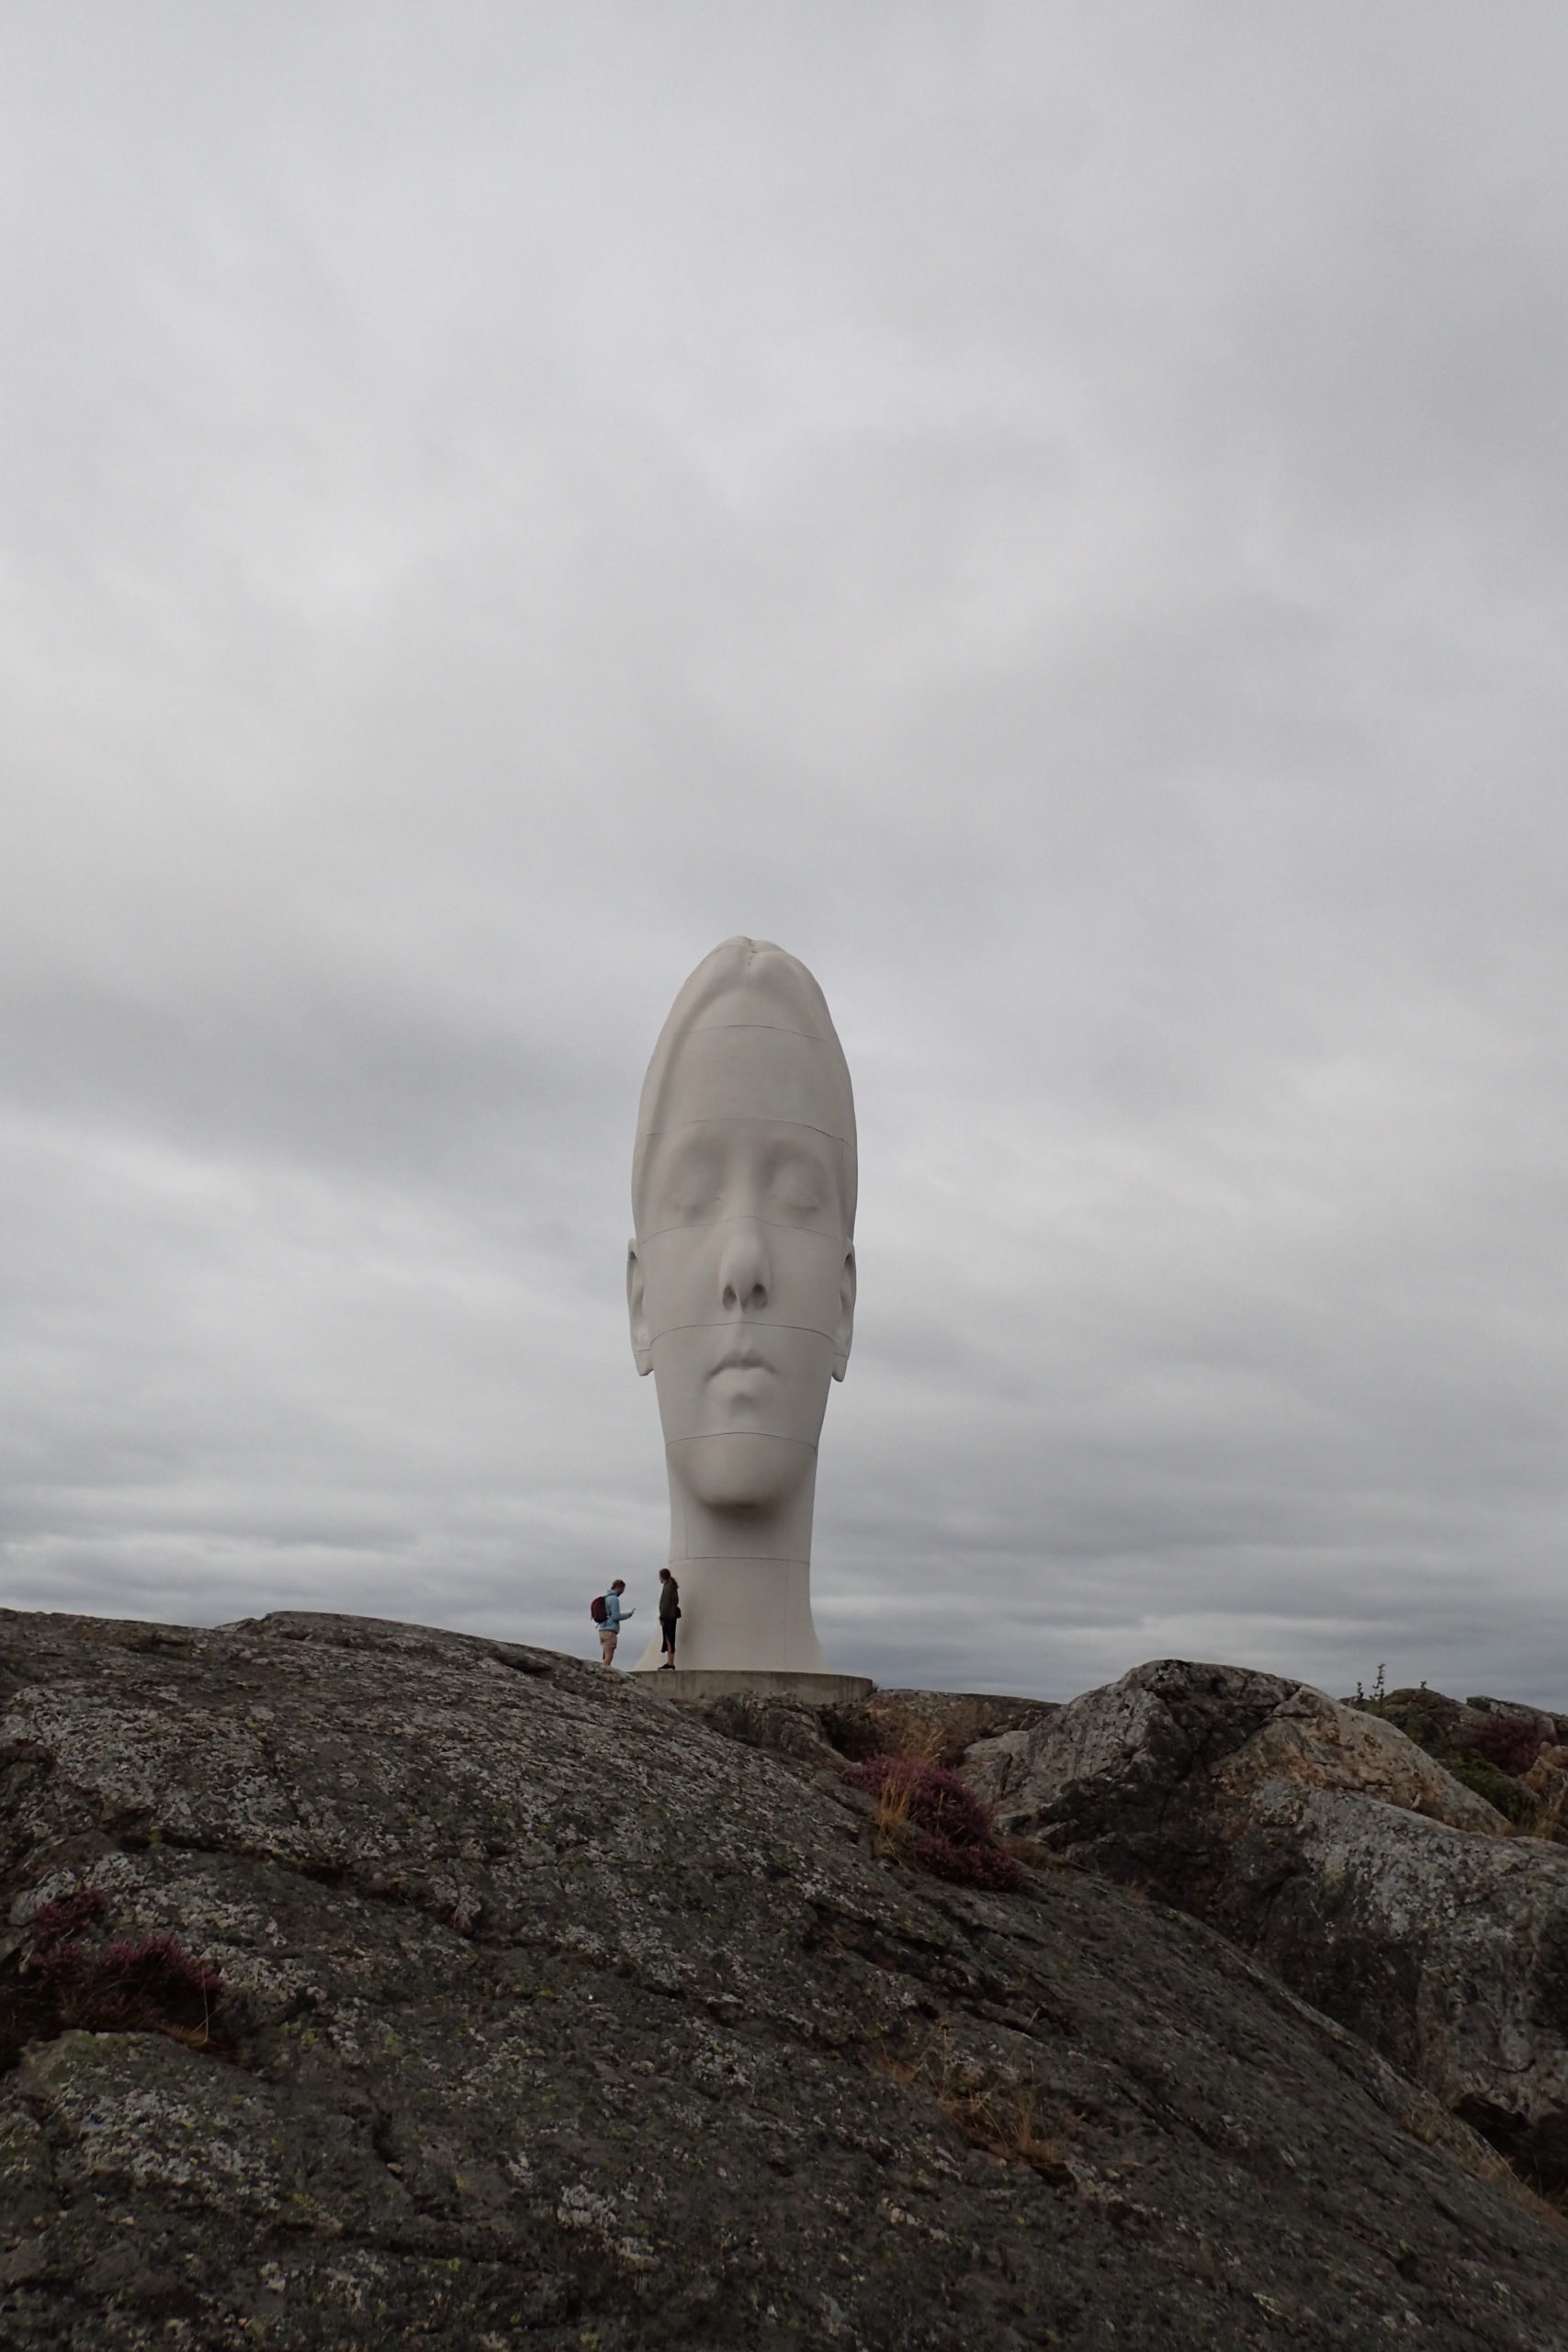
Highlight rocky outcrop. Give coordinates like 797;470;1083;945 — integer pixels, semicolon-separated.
1527;1747;1568;1842
1213;1682;1511;1830
967;1658;1568;2187
686;1687;1059;1778
824;1689;1060;1768
1356;1684;1568;1826
1467;1693;1568;1744
5;1611;1568;2348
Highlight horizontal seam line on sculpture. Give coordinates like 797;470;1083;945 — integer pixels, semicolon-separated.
666;1433;818;1453
637;1118;850;1145
656;1554;813;1566
686;1021;827;1042
635;1216;851;1242
649;1320;839;1340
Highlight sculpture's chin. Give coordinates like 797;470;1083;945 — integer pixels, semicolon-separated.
670;1430;813;1514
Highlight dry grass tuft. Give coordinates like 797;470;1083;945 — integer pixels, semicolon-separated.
874;2025;1077;2181
1508;2177;1568;2242
846;1756;1026;1892
882;1714;950;1766
1001;1835;1076;1871
870;1770;919;1849
1399;2108;1568;2241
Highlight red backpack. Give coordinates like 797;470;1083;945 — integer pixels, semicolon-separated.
590;1593;609;1625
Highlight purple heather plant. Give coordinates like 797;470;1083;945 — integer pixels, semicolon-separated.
20;1888;223;2042
1470;1715;1549;1777
845;1755;1025;1893
28;1885;108;1973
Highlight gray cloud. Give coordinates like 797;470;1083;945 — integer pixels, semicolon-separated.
3;5;1565;1705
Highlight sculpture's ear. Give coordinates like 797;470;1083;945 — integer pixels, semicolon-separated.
626;1240;653;1374
831;1243;856;1381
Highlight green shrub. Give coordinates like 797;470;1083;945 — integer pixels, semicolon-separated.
1438;1747;1534;1825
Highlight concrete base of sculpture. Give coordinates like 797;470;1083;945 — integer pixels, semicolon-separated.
627;1668;874;1705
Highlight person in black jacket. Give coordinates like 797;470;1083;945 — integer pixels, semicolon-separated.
658;1568;681;1668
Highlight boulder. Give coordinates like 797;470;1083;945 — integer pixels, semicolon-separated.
1213;1683;1509;1829
1524;1747;1568;1845
5;1610;1568;2348
824;1688;1060;1767
701;1686;1060;1774
967;1659;1568;2185
1467;1694;1568;1743
684;1689;846;1768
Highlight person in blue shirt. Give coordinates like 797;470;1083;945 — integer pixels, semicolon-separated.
598;1579;634;1667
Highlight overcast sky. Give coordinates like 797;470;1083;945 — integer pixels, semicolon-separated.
3;6;1565;1703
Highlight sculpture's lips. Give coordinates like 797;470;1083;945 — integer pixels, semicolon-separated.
712;1346;773;1375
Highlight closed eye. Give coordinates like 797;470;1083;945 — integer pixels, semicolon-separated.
670;1178;722;1219
773;1182;822;1216
650;1137;723;1223
762;1146;831;1222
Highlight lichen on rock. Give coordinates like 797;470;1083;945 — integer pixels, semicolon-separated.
3;1610;1568;2347
966;1656;1568;2190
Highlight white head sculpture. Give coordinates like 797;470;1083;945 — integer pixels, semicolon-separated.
626;937;856;1671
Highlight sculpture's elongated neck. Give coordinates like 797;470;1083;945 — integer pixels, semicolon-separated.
666;1442;818;1568
630;1555;828;1673
626;1446;828;1672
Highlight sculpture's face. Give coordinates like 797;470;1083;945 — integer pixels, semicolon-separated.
628;1013;855;1513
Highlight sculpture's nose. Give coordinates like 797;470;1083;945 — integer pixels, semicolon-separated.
718;1220;771;1313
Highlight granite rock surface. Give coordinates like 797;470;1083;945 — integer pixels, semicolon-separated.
4;1612;1568;2350
966;1658;1568;2188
